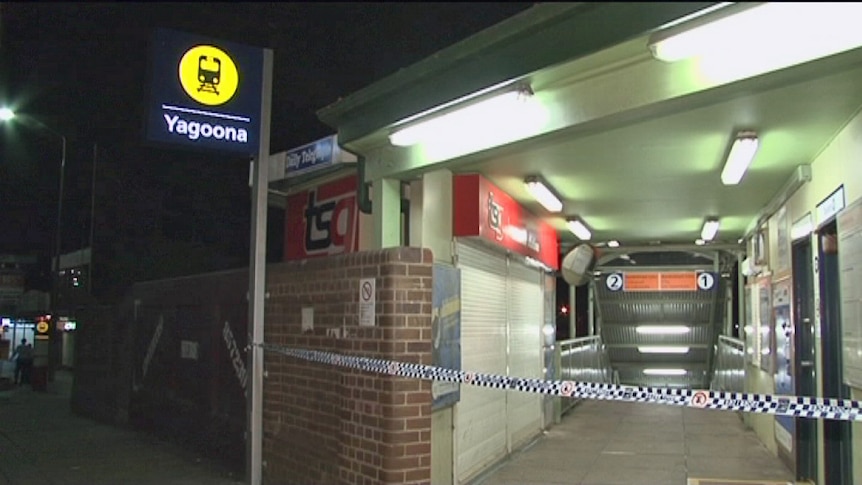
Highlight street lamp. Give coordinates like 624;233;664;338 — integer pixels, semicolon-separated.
0;106;68;323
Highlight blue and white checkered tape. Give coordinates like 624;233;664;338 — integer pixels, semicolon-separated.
260;344;862;422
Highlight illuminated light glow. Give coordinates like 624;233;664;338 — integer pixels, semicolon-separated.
636;325;690;335
567;219;592;241
0;107;15;121
721;133;759;185
652;4;862;85
607;240;620;248
389;89;534;147
643;368;687;376
638;346;691;354
701;219;720;241
650;4;862;63
695;239;706;246
524;178;563;213
163;114;248;143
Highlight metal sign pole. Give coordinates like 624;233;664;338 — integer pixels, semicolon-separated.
247;48;273;485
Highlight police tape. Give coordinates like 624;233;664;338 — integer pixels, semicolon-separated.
259;344;862;422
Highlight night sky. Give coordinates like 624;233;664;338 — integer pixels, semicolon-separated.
0;3;534;299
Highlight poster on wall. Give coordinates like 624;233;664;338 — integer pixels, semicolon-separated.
432;263;462;410
772;277;795;459
776;206;791;275
837;197;862;387
758;277;775;374
745;283;760;368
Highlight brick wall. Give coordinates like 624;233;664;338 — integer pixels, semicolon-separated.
264;247;434;485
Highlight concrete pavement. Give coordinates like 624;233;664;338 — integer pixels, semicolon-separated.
0;370;245;485
475;399;798;485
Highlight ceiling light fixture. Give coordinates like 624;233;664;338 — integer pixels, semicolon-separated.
648;3;862;65
0;107;15;122
607;240;620;248
389;86;533;147
695;239;706;246
566;217;592;241
524;175;563;213
721;131;759;185
701;218;720;242
643;368;687;376
636;325;690;335
638;346;691;354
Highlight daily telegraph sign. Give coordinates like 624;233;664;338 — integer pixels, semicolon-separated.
146;29;264;155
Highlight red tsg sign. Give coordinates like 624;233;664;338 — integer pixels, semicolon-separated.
284;175;360;260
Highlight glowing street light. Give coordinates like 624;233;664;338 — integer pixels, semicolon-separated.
0;106;68;333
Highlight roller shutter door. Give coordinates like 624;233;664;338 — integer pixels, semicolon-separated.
506;261;544;449
455;242;508;483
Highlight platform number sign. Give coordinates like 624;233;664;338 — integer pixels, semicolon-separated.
697;272;716;291
606;273;624;292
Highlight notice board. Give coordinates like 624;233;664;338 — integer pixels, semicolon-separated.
838;197;862;388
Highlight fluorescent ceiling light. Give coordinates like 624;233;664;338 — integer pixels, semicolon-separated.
524;176;562;213
643;368;687;376
389;88;532;147
649;3;862;65
636;325;690;335
694;239;706;246
0;107;14;122
721;132;759;185
638;346;690;354
607;240;620;248
701;219;719;241
567;218;591;241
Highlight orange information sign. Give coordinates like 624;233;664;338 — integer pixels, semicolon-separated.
622;272;699;291
623;273;660;291
660;272;697;291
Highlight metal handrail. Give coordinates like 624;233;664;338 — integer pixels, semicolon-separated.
710;335;745;393
556;336;614;415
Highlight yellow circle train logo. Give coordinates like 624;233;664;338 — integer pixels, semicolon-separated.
178;44;239;106
36;321;49;334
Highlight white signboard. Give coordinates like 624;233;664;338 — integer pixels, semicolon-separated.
838;198;862;387
180;340;199;360
301;307;314;332
818;185;845;227
359;278;376;327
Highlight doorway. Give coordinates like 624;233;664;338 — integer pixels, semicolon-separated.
791;237;817;482
818;221;853;484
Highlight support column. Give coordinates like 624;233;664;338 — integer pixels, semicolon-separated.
420;170;453;263
372;178;402;249
416;169;455;485
569;283;577;339
588;283;596;336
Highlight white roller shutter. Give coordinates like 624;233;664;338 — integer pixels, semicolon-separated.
455;242;508;483
506;260;544;449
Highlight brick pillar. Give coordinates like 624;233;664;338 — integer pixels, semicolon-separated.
264;247;433;485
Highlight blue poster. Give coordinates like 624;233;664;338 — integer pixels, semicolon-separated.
773;279;795;456
432;264;461;410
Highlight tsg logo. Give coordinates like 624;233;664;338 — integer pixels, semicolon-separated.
304;188;357;255
488;192;504;241
178;45;239;106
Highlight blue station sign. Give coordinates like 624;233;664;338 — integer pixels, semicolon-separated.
284;135;357;179
146;28;264;155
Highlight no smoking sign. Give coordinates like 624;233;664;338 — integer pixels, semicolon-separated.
359;278;376;327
